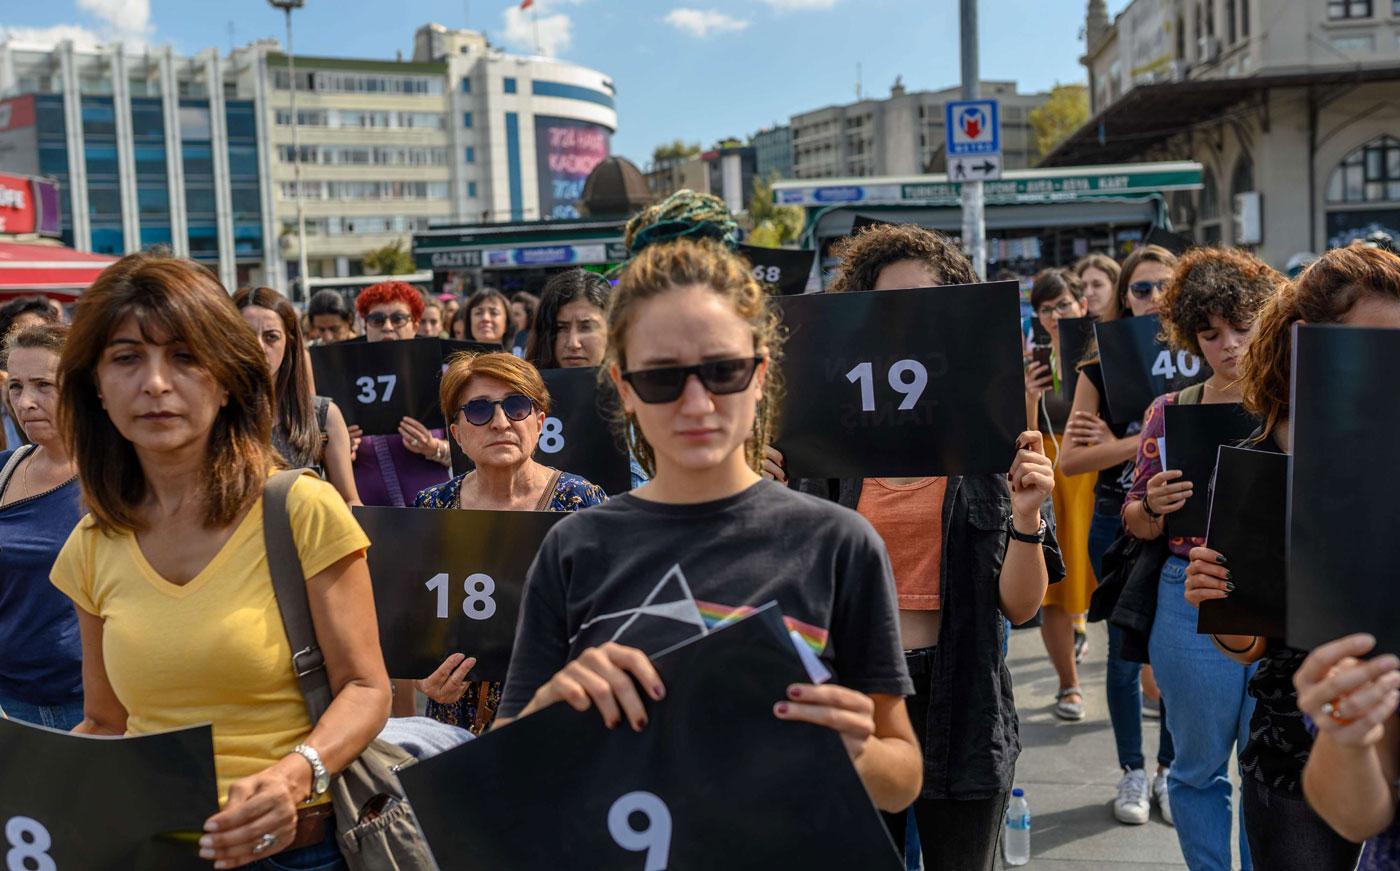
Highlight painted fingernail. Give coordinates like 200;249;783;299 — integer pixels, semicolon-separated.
788;685;803;698
204;821;219;832
636;716;648;731
1225;583;1235;592
1215;555;1228;565
199;849;214;860
775;702;789;715
198;836;212;849
1227;571;1234;581
653;684;665;699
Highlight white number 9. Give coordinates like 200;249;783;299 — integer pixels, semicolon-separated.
607;791;672;871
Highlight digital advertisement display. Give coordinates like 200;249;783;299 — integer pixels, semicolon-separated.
534;115;610;220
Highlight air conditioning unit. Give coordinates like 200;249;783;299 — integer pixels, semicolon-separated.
1198;36;1221;63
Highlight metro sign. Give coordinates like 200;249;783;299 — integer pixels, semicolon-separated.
945;99;1001;157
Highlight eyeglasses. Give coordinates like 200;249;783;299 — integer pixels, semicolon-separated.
1128;280;1168;299
621;356;763;405
365;312;412;328
459;394;535;426
1037;299;1080;318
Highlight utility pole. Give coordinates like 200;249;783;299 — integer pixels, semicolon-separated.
269;0;309;302
959;0;986;279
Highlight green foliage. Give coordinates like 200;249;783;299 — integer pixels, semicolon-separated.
651;139;701;163
746;173;805;247
361;239;415;276
1029;83;1090;159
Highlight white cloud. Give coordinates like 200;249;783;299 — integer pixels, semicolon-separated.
664;8;750;38
759;0;839;8
1;0;153;49
501;1;575;57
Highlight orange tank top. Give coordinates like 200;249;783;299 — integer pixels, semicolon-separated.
856;477;946;611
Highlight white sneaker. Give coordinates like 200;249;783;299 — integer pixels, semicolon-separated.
1152;770;1174;826
1114;768;1151;825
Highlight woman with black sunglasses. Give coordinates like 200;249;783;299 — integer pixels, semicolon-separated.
495;238;925;819
410;351;606;734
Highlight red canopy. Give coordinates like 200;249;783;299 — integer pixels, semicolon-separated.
0;240;117;299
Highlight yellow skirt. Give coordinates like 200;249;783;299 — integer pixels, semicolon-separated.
1041;434;1097;614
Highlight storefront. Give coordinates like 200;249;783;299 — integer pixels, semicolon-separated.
412;217;628;297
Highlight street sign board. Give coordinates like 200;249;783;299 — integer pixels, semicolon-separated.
948;154;1002;181
945;99;1001;157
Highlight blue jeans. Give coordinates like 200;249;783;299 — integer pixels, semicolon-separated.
251;824;345;871
0;693;84;731
1150;555;1256;871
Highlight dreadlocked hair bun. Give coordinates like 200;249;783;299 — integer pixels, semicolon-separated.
623;189;738;258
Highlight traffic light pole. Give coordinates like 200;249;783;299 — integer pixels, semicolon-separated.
959;0;987;279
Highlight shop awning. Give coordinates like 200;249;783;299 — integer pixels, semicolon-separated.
0;240;117;298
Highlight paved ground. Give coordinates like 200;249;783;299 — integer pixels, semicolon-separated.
1006;620;1196;870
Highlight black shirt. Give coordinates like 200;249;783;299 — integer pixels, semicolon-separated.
498;480;913;719
1083;362;1141;515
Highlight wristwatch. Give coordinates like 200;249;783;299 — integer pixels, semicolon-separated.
1008;517;1048;545
292;743;330;801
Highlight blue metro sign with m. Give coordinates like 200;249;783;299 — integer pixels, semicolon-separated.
945;99;1001;156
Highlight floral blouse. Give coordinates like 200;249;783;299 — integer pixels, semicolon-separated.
413;469;606;733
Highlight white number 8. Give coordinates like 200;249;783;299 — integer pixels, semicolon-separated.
608;792;671;871
538;417;565;454
5;817;55;871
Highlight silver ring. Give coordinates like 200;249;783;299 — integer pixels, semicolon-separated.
252;833;278;854
1321;700;1343;721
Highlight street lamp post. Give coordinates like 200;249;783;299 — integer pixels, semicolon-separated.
268;0;309;302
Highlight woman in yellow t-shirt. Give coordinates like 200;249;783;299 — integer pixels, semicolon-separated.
50;253;391;870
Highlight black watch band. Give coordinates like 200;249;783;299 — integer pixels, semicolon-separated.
1008;517;1047;544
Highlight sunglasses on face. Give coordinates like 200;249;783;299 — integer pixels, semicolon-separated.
365;312;412;328
459;394;535;426
621;356;763;405
1128;280;1168;299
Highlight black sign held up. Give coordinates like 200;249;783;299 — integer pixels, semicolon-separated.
1199;446;1288;638
354;506;566;681
775;281;1024;478
1056;316;1097;404
310;338;494;435
399;605;902;871
0;719;216;870
1094;314;1212;425
1289;325;1400;654
1144;225;1193;256
1163;403;1260;538
536;367;633;494
738;244;815;296
849;214;896;236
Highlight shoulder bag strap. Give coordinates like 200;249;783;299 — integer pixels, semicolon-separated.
0;444;37;501
533;468;564;511
1178;382;1206;406
262;468;334;725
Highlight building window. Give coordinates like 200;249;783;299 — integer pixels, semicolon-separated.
465;146;476;163
1227;0;1238;42
1329;0;1372;17
461;78;471;93
1231;154;1255;197
1327;135;1400;203
463;112;473;128
468;181;478;198
503;77;517;94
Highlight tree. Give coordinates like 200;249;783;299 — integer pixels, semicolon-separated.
651;139;701;164
361;239;415;276
1028;83;1090;160
746;173;805;248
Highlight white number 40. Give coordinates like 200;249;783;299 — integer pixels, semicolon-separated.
1150;350;1202;381
425;573;497;621
608;791;671;871
355;374;398;404
845;360;929;412
6;816;55;871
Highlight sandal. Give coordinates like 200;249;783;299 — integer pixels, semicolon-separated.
1054;686;1085;721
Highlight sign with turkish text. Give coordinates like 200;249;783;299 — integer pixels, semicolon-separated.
945;99;1001;157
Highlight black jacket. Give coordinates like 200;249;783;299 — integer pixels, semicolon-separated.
797;474;1064;800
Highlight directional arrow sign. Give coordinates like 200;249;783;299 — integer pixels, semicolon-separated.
948;154;1002;181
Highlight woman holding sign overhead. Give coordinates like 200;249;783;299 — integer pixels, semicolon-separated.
412;351;606;734
1120;247;1281;870
497;238;927;826
49;252;391;869
1187;245;1400;870
348;281;453;507
1058;244;1178;826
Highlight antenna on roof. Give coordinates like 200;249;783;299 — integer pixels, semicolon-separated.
856;62;862;100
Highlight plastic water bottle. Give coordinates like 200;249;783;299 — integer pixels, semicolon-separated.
1003;787;1031;866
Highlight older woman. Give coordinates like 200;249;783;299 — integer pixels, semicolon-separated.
349;281;453;507
408;351;606;733
50;252;390;869
0;324;83;729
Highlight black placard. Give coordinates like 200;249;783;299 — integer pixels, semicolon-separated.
849;213;896;235
535;366;633;494
0;719;216;869
1288;325;1400;654
1163;403;1260;538
310;338;494;435
1056;316;1097;403
1094;314;1212;425
738;244;815;296
1199;446;1288;638
399;605;902;871
775;281;1024;478
354;506;567;681
1143;225;1193;256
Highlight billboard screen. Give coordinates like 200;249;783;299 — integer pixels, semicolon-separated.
0;95;39;178
534;116;610;220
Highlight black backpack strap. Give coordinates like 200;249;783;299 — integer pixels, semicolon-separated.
262;469;333;725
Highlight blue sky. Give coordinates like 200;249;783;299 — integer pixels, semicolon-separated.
5;0;1133;165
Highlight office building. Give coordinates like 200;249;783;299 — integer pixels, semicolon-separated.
752;125;793;180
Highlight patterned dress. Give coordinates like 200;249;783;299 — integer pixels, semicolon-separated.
414;469;606;734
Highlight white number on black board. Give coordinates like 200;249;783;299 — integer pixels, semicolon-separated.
607;791;671;871
354;374;398;404
538;417;565;454
1150;350;1202;381
425;573;498;621
845;360;929;412
5;817;55;871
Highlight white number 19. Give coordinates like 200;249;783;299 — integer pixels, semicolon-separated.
845;360;929;412
608;791;671;871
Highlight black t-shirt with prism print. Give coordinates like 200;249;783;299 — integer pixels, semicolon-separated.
497;480;913;718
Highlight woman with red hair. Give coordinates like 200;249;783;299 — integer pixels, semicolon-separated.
350;281;453;506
